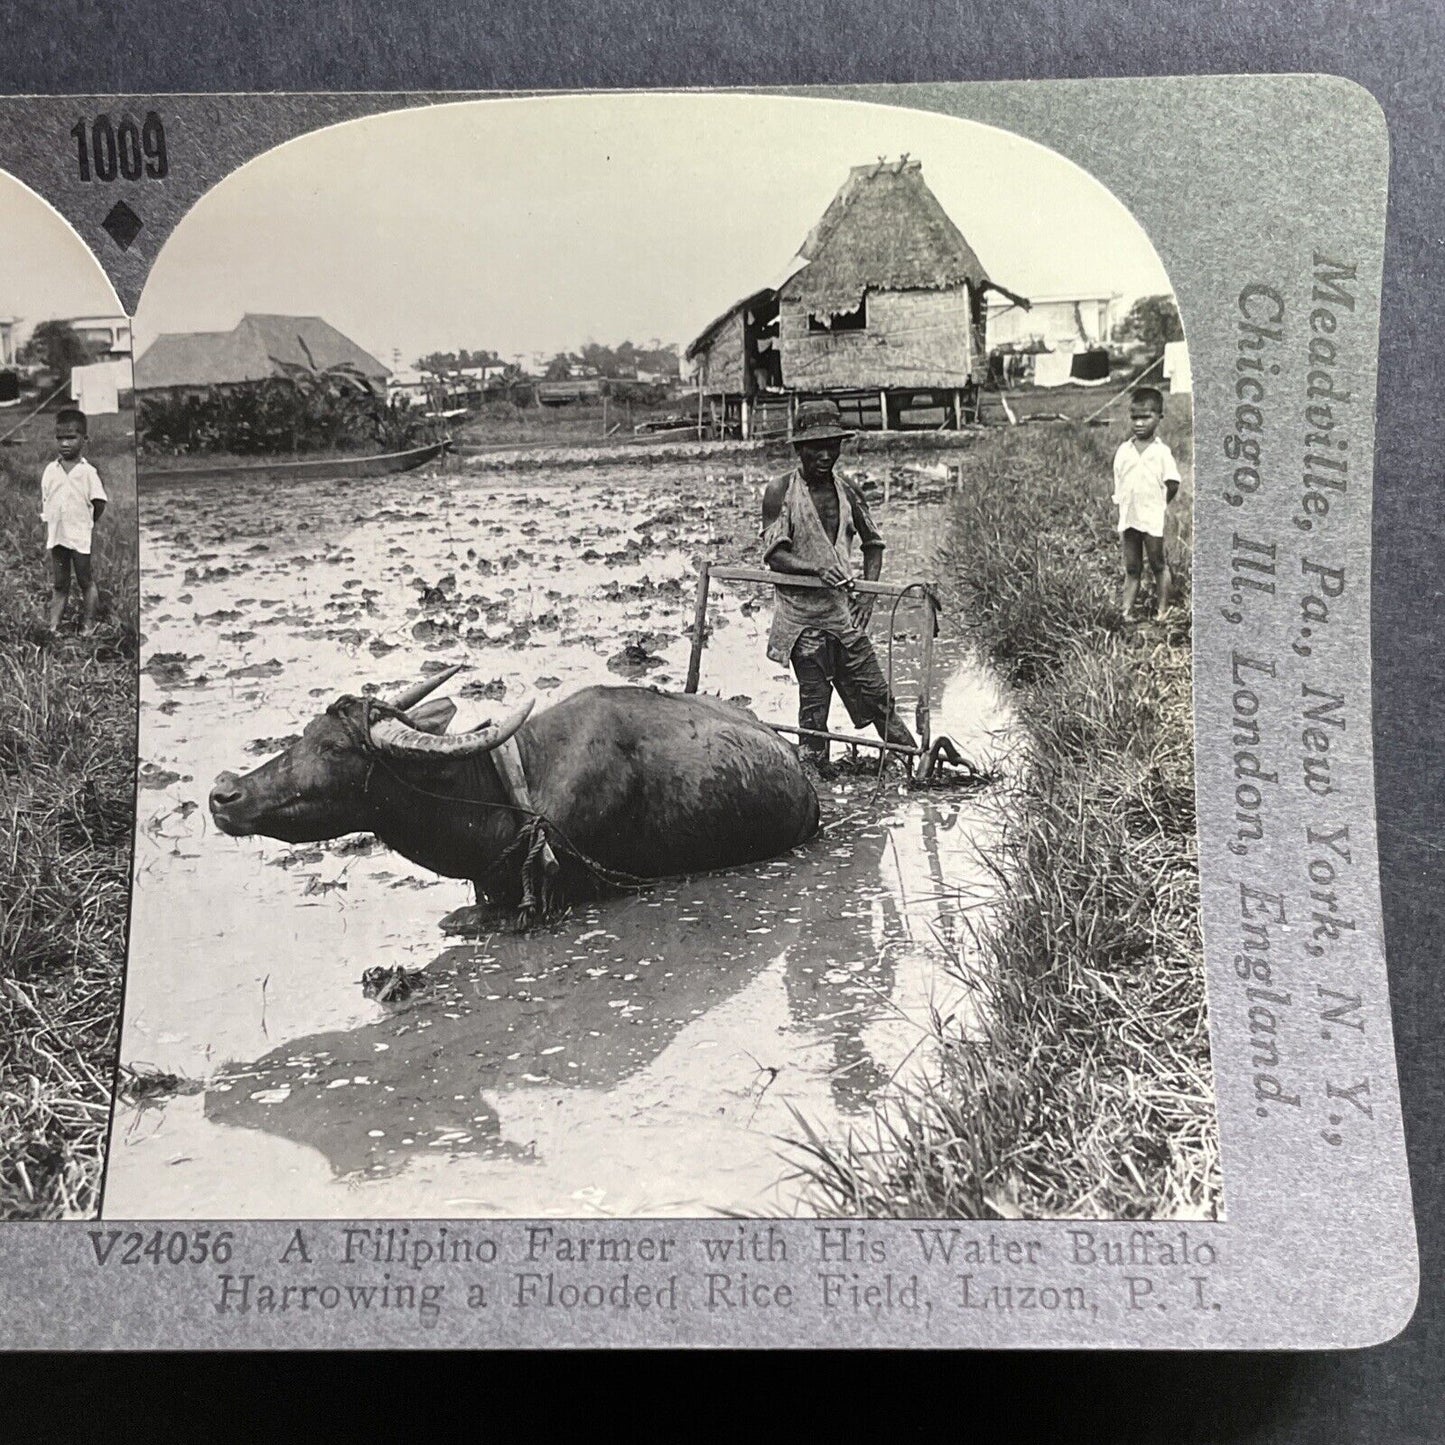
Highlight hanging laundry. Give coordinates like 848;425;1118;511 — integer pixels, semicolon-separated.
1164;340;1192;393
1070;347;1111;383
70;361;121;416
1032;348;1073;388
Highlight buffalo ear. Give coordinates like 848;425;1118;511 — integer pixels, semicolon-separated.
405;698;458;735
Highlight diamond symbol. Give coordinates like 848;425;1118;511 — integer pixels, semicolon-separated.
101;200;143;251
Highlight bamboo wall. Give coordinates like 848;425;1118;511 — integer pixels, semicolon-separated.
779;287;978;390
695;310;747;394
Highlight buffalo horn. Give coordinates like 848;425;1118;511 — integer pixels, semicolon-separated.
381;664;465;713
369;698;535;759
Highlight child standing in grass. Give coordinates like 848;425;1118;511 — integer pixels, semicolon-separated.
1112;386;1180;623
40;407;107;637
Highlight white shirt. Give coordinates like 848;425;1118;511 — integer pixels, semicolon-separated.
41;457;107;553
1112;436;1180;537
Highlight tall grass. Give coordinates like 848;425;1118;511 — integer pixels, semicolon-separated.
0;410;137;1217
794;397;1221;1219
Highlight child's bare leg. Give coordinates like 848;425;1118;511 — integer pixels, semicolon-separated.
1144;535;1171;619
46;548;69;633
1155;563;1173;619
73;553;98;633
1120;530;1143;619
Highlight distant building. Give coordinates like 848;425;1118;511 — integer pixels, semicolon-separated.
535;377;604;405
387;366;434;407
135;313;389;393
457;363;507;384
63;314;132;359
686;157;1029;437
986;292;1119;353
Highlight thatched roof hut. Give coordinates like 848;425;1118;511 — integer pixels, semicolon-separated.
777;157;1021;395
688;158;1027;425
782;157;991;318
684;287;779;396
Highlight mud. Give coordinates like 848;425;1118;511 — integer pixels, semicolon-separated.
107;455;1014;1219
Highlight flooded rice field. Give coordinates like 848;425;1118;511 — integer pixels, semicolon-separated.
107;454;1014;1218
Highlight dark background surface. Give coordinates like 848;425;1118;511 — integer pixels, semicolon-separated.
2;2;1440;1435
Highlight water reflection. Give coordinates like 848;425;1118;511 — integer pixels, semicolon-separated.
199;799;989;1182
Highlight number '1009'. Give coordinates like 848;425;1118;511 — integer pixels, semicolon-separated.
71;113;167;182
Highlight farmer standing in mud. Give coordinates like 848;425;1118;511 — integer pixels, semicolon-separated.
762;399;917;777
40;407;107;638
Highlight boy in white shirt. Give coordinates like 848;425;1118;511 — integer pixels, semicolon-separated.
40;407;107;636
1112;387;1180;623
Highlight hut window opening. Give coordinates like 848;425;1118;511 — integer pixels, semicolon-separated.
745;295;784;391
808;298;867;333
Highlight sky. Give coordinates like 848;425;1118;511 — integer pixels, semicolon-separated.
118;93;1173;367
0;173;121;344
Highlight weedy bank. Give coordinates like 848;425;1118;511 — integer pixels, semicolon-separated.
794;396;1222;1220
0;410;138;1218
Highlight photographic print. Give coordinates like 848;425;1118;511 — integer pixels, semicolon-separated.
0;173;137;1219
0;76;1415;1349
104;94;1215;1223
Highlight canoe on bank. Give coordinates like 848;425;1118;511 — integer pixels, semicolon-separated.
141;439;451;486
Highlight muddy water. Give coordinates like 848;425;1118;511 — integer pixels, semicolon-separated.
107;456;1014;1218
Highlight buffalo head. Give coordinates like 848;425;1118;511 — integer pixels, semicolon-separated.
209;665;533;844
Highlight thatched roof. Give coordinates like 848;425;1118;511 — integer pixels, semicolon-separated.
135;313;389;390
684;288;775;362
684;254;808;362
780;158;991;316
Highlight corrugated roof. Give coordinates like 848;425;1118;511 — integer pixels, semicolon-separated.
780;159;991;316
135;313;390;389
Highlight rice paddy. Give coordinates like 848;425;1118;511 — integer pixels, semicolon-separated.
0;390;1217;1222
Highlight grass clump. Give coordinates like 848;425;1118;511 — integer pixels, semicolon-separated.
0;410;137;1217
793;396;1221;1220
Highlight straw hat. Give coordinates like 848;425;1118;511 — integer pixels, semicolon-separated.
791;399;856;444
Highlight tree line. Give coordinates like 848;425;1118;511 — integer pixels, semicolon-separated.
417;339;680;382
1116;295;1184;352
13;320;105;388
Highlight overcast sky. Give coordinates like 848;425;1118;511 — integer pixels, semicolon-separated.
0;173;119;343
5;94;1174;367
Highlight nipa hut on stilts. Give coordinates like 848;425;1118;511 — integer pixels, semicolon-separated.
685;156;1028;438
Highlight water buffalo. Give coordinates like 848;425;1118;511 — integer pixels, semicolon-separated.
209;667;820;924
